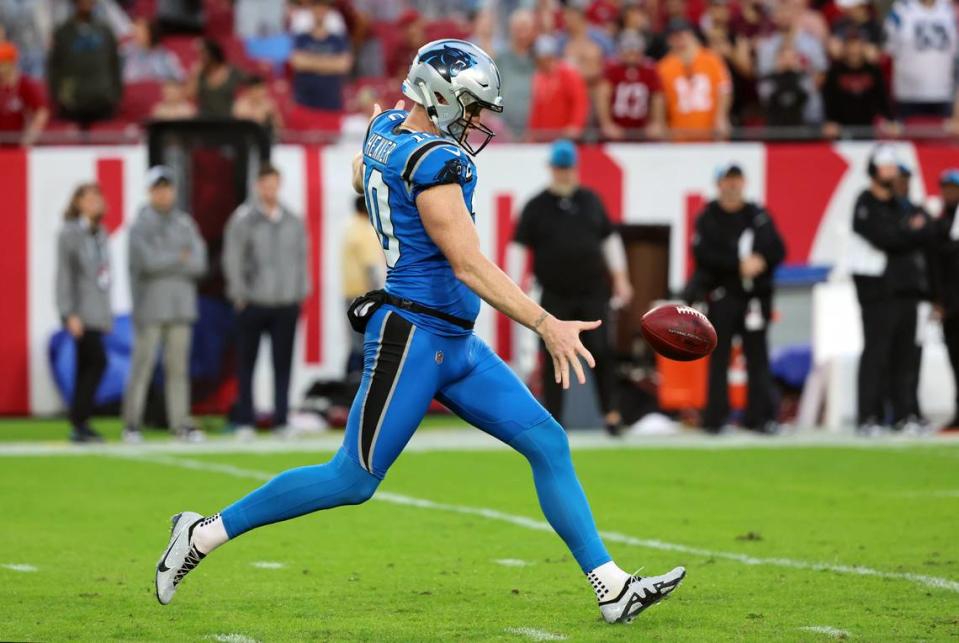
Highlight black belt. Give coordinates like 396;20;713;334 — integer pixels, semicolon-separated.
382;292;474;330
347;289;474;333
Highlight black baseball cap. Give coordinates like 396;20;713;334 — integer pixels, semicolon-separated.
665;18;694;36
715;162;744;180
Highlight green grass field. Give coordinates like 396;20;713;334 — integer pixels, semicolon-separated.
1;421;958;641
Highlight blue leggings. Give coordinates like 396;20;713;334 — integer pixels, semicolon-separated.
221;308;611;572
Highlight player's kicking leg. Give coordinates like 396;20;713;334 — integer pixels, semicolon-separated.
154;310;434;604
437;337;685;623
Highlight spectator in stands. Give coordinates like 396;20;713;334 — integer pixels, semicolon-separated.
386;9;425;81
52;0;133;40
291;0;352;113
657;19;732;139
528;34;589;141
563;0;615;59
822;26;894;137
784;0;829;46
512;139;632;436
56;183;110;444
341;195;384;383
762;41;810;127
620;0;667;59
756;1;827;126
828;0;882;62
223;165;311;437
562;0;608;116
468;7;496;57
0;42;47;146
596;30;666;139
496;9;536;140
587;0;620;38
47;0;122;125
700;0;757;124
729;0;774;40
0;0;48;78
233;75;283;138
234;0;286;37
124;166;207;443
884;0;958;120
122;17;184;83
190;38;244;118
151;79;196;120
692;163;785;434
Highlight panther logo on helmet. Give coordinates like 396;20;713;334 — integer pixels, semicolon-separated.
419;44;476;82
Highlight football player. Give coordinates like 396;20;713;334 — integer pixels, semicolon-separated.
155;39;685;625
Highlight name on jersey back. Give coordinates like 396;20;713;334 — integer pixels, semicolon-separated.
365;133;397;164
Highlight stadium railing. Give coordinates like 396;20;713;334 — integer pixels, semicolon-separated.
3;124;958;147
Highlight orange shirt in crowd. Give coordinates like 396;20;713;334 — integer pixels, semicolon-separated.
657;48;731;134
528;62;589;139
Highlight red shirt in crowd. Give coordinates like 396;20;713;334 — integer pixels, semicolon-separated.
528;62;589;138
603;60;662;129
0;75;43;133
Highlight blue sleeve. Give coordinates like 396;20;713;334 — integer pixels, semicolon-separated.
408;144;472;198
333;34;349;53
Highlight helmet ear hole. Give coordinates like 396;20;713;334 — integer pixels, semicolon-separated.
433;92;449;105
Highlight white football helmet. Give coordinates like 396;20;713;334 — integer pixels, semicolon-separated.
401;39;504;155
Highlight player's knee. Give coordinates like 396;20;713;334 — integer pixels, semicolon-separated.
340;475;379;505
331;450;380;505
513;416;571;464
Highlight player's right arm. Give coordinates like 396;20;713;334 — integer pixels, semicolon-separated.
418;183;599;389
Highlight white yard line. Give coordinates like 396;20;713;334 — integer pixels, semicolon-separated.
1;563;37;572
208;634;258;643
896;489;959;498
128;454;959;595
799;625;852;638
504;626;568;641
0;428;956;457
494;558;533;567
250;561;285;569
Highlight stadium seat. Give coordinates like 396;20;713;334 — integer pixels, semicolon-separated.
116;81;164;124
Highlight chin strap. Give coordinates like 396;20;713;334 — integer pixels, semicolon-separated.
416;80;442;129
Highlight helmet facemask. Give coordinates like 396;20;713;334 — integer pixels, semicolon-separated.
446;93;501;156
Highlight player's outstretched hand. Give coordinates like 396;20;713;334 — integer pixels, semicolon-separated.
538;317;601;389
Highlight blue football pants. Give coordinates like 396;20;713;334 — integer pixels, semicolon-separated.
220;307;611;572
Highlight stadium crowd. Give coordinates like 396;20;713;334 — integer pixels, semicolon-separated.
1;0;959;144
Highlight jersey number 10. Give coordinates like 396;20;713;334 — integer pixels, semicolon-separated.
364;168;401;268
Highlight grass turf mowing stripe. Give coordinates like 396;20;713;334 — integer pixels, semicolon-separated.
124;453;959;595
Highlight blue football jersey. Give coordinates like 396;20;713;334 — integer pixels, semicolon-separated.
361;109;480;336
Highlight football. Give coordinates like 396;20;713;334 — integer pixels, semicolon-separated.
640;303;717;361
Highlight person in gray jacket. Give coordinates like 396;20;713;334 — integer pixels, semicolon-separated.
123;166;207;442
56;182;111;443
223;164;310;435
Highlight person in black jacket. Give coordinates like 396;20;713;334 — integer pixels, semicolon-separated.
821;27;894;139
691;163;786;434
848;146;931;435
512;140;633;435
929;169;959;429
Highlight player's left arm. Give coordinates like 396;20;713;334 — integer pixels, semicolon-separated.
418;184;599;389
